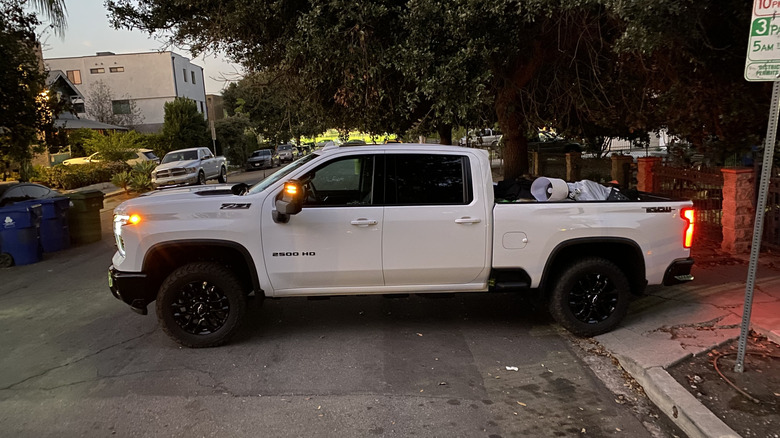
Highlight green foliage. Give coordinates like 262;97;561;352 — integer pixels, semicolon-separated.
82;130;146;161
131;160;157;178
111;170;131;193
129;170;153;193
35;161;130;190
162;97;210;152
215;114;257;166
65;128;97;157
1;0;62;180
108;0;772;175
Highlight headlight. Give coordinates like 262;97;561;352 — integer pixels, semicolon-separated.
185;167;197;173
113;213;141;257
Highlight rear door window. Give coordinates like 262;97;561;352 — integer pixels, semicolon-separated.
386;154;472;205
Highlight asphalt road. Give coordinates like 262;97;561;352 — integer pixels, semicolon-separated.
0;170;680;437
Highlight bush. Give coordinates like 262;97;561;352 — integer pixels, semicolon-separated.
111;171;131;193
37;161;131;190
130;171;153;192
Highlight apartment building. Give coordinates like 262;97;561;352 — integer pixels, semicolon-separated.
45;51;207;133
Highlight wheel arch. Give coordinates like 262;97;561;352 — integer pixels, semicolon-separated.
141;239;262;303
540;237;646;296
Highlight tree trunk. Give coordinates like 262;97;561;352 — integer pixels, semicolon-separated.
493;43;545;182
437;124;453;145
495;86;528;181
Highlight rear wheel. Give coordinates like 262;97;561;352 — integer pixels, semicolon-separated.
218;167;227;183
548;257;631;337
156;262;246;348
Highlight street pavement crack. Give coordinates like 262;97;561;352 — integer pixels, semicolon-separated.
0;329;156;390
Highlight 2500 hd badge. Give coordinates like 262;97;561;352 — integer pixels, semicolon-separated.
272;251;316;257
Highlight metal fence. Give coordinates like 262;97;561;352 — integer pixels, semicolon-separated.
762;176;780;251
654;165;724;240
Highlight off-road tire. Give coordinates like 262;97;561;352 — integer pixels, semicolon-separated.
218;167;227;183
548;257;630;337
156;262;246;348
197;171;206;185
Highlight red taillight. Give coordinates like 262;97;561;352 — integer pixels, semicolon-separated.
682;208;695;248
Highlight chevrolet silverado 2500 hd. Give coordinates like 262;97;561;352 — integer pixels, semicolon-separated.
109;144;695;347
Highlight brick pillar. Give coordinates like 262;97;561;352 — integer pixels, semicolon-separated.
636;157;663;192
721;168;756;254
566;152;581;181
611;155;634;189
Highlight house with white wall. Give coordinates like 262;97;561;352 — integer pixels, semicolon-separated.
45;51;207;133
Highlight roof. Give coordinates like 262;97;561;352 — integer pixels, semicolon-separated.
46;70;83;99
54;112;129;131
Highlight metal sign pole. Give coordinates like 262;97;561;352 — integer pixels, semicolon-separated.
734;80;780;372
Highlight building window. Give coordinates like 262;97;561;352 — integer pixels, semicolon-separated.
200;101;204;113
73;102;85;113
191;71;196;84
109;66;124;73
183;68;187;82
66;70;81;84
90;68;105;74
112;100;131;115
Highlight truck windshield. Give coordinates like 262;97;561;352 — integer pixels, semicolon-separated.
247;154;318;195
162;150;199;163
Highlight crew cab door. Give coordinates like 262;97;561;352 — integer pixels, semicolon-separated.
262;154;384;293
382;153;489;286
199;148;218;178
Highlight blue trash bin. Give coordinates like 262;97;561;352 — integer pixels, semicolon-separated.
0;202;42;267
37;197;70;252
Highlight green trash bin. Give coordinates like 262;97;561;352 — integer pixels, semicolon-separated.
66;190;105;244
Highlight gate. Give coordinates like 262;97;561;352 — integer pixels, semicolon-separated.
763;177;780;251
654;165;723;240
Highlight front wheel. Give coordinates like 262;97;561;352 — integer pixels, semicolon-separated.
217;166;227;183
548;257;631;337
197;171;206;185
156;262;247;348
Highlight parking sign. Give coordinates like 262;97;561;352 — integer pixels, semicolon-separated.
745;0;780;81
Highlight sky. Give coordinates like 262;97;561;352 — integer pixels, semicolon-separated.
37;0;243;95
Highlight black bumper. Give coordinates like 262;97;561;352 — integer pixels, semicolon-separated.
662;257;695;285
108;265;151;315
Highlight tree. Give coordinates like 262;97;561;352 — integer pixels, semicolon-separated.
0;0;61;180
108;0;770;179
85;80;144;128
214;113;257;165
162;97;209;153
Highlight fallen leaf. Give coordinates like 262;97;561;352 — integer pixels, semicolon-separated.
417;333;423;337
517;402;527;407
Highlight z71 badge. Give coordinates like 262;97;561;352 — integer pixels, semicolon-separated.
220;203;251;209
645;206;672;213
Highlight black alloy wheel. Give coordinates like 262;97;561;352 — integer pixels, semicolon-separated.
156;262;246;347
548;257;630;337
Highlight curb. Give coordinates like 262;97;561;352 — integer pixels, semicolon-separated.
614;353;740;438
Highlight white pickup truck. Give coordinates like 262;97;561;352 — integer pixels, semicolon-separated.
152;147;228;189
109;144;695;347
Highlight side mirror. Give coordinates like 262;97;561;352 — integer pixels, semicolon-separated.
272;180;304;223
231;182;250;195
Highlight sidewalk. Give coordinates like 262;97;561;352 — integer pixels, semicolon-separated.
596;242;780;437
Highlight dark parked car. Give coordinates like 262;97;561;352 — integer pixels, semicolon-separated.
528;131;582;153
0;182;62;207
246;149;275;170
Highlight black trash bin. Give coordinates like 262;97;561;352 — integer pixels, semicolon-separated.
0;201;42;267
37;197;71;252
66;190;104;245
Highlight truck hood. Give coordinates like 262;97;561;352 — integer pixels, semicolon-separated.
115;184;240;211
155;159;199;170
